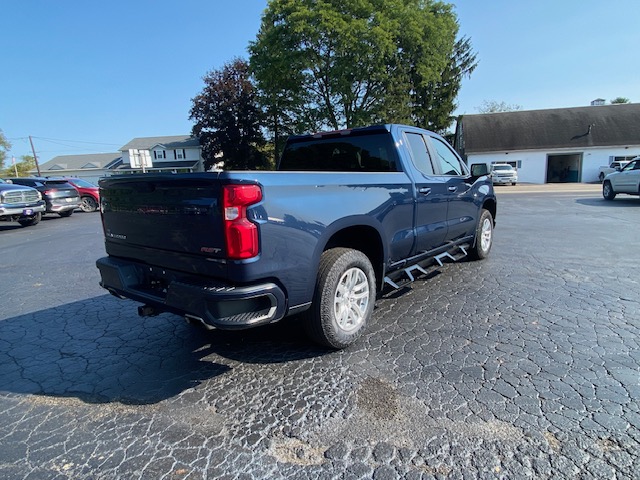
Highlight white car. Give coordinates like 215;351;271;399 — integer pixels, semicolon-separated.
602;156;640;200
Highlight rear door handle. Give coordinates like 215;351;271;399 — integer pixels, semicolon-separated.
448;186;457;192
418;187;431;195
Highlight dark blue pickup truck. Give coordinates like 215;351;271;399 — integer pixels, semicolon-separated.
96;124;496;348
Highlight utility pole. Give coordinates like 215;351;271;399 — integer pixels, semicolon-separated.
29;136;42;176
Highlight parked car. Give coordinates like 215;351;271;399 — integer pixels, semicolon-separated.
0;179;46;227
6;177;81;217
65;178;100;212
602;156;640;200
490;163;518;185
599;161;630;182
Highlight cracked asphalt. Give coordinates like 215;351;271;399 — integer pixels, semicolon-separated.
1;185;639;479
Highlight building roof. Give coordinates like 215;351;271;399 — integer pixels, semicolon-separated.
119;135;200;151
459;103;640;154
39;153;123;171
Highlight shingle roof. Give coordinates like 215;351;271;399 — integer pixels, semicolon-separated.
39;153;122;171
119;135;200;151
459;103;640;153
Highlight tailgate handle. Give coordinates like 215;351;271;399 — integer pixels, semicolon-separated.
418;187;431;195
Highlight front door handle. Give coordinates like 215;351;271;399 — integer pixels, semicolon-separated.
448;186;457;192
418;187;431;195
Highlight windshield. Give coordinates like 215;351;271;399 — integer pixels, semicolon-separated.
492;165;513;171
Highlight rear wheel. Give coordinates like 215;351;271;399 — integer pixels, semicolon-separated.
303;248;376;349
469;209;493;260
80;196;98;212
18;212;41;227
602;181;616;200
58;210;74;217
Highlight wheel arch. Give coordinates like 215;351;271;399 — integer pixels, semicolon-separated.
318;221;386;293
482;198;497;225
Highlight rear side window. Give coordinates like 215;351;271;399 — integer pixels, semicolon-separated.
279;133;399;172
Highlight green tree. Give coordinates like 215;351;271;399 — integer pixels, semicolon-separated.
411;36;477;133
0;130;11;171
1;155;35;178
610;97;630;104
476;100;523;113
190;58;269;170
250;0;472;140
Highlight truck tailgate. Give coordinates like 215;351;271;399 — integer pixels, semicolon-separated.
99;175;226;261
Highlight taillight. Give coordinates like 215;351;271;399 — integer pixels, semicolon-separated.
222;184;262;259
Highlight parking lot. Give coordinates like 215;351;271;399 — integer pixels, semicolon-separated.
1;184;639;479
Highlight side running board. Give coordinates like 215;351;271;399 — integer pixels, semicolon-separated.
384;245;468;290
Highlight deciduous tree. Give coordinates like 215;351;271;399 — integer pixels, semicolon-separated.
476;100;523;114
250;0;474;142
190;58;268;170
610;97;630;104
0;130;11;171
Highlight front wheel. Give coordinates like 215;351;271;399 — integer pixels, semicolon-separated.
303;248;376;349
469;209;493;260
602;181;616;200
18;212;41;227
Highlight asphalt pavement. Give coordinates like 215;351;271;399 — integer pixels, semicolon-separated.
0;186;638;479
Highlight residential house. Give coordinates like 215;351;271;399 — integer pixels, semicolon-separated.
36;153;122;184
454;103;640;183
118;135;203;174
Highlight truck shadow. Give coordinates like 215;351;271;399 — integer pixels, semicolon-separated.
0;295;325;406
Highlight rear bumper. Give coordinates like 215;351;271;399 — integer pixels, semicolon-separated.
96;256;287;329
46;197;81;213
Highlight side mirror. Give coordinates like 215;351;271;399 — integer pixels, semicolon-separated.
470;163;489;176
615;166;622;171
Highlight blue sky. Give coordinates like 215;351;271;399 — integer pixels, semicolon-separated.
2;0;639;165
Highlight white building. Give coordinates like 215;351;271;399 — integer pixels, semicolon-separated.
454;103;640;184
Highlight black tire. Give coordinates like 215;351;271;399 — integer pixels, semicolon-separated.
80;196;98;212
599;172;605;182
58;210;74;217
303;248;376;349
469;208;493;260
511;182;516;186
602;181;616;200
18;212;41;227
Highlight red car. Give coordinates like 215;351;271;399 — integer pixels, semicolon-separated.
66;178;100;212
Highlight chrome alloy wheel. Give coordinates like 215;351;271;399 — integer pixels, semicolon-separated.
333;267;370;333
480;217;493;252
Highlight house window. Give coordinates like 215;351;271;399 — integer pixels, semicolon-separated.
175;149;184;159
154;150;166;160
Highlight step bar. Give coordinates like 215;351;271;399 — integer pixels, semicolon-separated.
383;244;469;290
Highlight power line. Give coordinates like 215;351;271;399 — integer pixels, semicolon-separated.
33;136;122;147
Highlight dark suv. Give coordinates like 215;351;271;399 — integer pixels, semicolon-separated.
7;177;81;217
